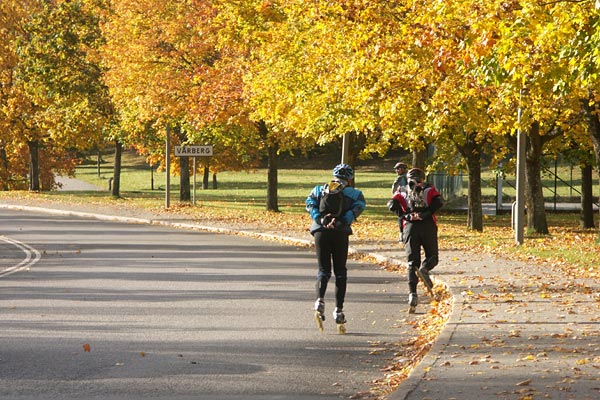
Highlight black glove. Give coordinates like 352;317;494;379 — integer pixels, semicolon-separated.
320;214;333;227
419;209;432;220
387;199;399;212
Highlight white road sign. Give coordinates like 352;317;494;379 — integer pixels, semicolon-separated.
174;145;213;157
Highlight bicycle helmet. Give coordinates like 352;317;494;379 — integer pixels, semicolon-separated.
406;168;425;183
332;163;354;181
394;162;407;170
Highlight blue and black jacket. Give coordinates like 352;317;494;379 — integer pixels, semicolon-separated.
306;184;366;235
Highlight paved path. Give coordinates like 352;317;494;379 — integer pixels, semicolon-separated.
391;251;600;400
0;198;598;400
55;176;102;191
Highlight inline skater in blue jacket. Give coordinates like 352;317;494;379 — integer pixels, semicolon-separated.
306;164;366;333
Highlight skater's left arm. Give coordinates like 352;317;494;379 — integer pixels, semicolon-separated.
305;185;323;222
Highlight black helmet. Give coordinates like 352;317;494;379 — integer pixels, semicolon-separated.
394;162;407;170
407;168;425;183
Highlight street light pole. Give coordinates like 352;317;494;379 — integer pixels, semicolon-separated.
515;90;525;244
165;125;171;209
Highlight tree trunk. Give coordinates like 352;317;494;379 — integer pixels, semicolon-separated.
112;140;122;197
465;151;483;232
175;126;191;202
582;91;600;236
412;147;427;170
256;120;279;212
455;131;483;231
525;122;549;234
203;166;209;190
97;149;102;177
580;164;595;229
179;156;191;201
339;132;365;186
1;147;9;190
212;173;217;189
28;140;40;191
266;142;279;212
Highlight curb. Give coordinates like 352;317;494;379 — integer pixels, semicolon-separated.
387;284;464;400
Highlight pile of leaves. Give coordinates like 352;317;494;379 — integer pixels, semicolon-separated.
366;282;453;398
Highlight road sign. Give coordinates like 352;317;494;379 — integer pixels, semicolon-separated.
174;145;213;157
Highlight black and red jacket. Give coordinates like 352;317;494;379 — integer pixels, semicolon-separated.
389;184;443;228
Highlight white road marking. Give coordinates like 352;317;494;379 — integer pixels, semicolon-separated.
0;236;41;277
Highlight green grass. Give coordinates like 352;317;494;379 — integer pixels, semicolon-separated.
70;150;398;217
74;149;598;210
67;150;598;221
3;150;596;277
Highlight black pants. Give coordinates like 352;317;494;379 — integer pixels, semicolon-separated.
314;229;349;309
403;219;439;293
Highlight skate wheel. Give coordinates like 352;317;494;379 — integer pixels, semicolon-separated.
314;311;324;332
337;323;346;335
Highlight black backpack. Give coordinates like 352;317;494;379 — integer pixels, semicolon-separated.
319;180;346;217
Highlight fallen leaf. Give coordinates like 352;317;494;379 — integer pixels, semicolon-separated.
82;343;91;352
516;379;532;386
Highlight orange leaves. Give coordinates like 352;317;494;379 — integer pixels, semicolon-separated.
368;281;452;397
82;343;91;352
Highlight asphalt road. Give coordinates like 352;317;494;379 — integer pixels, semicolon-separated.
0;208;406;399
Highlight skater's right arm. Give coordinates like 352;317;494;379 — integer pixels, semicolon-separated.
387;192;409;217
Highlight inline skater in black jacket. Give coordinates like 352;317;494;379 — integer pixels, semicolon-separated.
388;168;443;313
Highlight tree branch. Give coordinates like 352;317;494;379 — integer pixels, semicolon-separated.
539;0;591;6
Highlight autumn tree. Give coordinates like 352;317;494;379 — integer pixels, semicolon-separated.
400;0;508;231
102;0;264;202
558;1;600;233
12;0;111;191
0;1;36;190
247;1;409;166
458;1;588;235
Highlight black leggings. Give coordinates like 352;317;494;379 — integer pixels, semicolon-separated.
314;230;349;309
403;219;439;293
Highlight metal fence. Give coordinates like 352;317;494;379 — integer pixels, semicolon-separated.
435;164;599;211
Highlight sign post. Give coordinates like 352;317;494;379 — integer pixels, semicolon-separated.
174;145;213;205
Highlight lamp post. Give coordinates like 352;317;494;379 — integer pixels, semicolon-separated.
165;125;171;209
515;89;525;244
